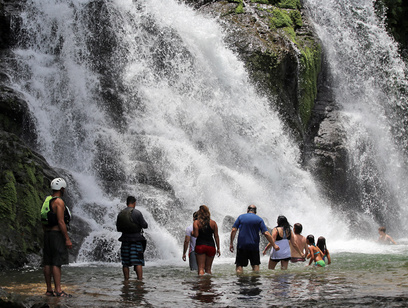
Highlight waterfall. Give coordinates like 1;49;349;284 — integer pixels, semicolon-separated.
9;0;351;262
304;0;408;233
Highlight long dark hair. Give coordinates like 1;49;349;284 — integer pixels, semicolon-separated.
197;205;210;229
277;215;291;235
317;236;327;254
306;234;315;245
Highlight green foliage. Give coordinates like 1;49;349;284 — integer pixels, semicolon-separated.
290;10;302;28
263;0;301;9
276;0;301;9
229;0;245;14
251;0;269;4
236;2;244;14
269;8;293;29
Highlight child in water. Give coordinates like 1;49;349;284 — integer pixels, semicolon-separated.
316;236;331;265
306;235;325;267
377;226;397;245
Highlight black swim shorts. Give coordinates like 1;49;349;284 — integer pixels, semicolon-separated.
42;230;69;266
235;248;260;267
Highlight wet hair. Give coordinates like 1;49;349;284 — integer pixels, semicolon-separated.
293;223;302;234
126;196;136;205
306;234;315;245
277;215;291;235
317;236;327;253
197;205;210;229
247;205;257;214
378;226;386;233
193;211;198;220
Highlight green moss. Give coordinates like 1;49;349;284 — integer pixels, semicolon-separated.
251;0;269;4
250;50;279;72
20;184;42;228
236;2;244;14
229;0;245;14
25;165;37;185
268;8;293;29
261;4;321;128
290;10;302;28
0;170;17;222
275;0;301;9
298;43;321;126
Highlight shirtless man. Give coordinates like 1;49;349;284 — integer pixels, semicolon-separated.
290;223;308;263
377;226;397;244
42;178;72;297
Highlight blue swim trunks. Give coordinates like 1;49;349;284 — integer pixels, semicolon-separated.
121;241;145;267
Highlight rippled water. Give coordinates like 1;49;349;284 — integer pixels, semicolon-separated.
1;246;408;307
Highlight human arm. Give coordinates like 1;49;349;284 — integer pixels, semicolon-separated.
263;242;272;255
306;247;313;266
55;199;72;249
263;228;279;254
326;250;332;264
230;227;238;253
192;220;199;238
133;209;148;229
387;235;397;245
182;235;190;261
212;220;221;257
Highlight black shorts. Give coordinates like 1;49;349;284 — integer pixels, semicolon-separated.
235;248;260;267
42;230;69;267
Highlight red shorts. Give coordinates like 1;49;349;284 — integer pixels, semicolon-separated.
195;245;216;257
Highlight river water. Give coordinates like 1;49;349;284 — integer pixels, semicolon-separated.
1;241;408;307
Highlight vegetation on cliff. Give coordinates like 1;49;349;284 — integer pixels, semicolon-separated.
215;0;322;136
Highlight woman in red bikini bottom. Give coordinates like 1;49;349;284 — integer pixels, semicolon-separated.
192;205;221;275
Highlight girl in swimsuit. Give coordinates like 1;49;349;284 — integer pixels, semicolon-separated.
192;205;221;275
306;235;325;267
316;236;331;265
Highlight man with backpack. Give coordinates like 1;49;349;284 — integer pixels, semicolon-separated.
116;196;148;280
41;177;72;297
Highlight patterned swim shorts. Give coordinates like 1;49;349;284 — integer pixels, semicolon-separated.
120;241;145;267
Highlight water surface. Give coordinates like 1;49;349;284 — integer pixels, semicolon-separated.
1;249;408;307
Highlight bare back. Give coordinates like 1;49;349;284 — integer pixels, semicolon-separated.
290;233;307;258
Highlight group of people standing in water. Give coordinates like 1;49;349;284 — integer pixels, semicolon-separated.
40;178;398;297
182;204;332;275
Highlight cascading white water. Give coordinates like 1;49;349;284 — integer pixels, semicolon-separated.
9;0;352;262
304;0;408;233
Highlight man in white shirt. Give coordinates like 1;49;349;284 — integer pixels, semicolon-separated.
182;212;198;271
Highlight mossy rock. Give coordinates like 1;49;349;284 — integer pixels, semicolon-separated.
0;130;59;268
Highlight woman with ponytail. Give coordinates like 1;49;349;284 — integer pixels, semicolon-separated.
192;205;220;275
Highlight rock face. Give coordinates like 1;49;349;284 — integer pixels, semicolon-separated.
191;0;321;141
0;0;75;269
